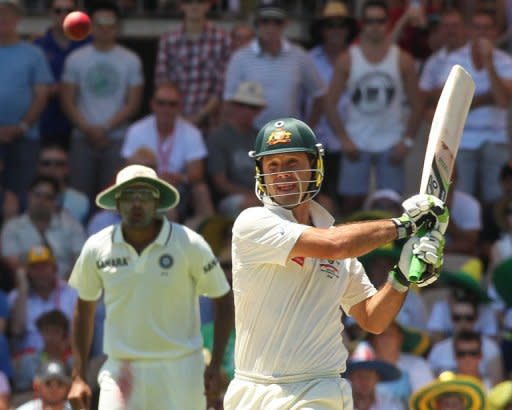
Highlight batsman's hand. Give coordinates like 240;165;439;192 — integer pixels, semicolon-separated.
390;228;445;291
68;376;92;410
392;194;446;239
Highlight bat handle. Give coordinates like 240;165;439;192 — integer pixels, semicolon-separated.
407;227;427;283
408;255;425;283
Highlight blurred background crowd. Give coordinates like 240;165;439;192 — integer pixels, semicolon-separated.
1;0;512;408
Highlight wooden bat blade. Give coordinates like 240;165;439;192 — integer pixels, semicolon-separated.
419;64;475;202
408;64;475;283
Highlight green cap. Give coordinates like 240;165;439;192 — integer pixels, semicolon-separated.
250;117;320;159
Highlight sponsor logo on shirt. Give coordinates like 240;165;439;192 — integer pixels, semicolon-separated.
159;254;173;269
320;260;340;279
291;256;305;266
203;258;219;274
96;257;129;269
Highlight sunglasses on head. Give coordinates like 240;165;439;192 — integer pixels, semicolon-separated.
363;17;387;25
154;99;179;107
452;313;476;322
455;349;480;358
40;158;67;167
52;7;73;14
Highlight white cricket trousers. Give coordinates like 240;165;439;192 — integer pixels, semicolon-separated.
223;376;353;410
97;352;206;410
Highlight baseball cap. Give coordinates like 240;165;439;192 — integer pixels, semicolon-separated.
256;0;287;20
229;82;267;107
27;245;55;265
37;360;71;384
0;0;24;13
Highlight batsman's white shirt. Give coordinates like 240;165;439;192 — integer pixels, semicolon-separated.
231;201;376;382
68;217;230;360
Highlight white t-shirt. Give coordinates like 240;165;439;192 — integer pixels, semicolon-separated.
427;300;498;337
427;335;502;382
62;44;144;140
122;115;207;174
438;44;512;149
68;218;230;360
231;201;377;382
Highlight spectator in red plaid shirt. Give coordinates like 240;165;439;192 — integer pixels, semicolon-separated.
155;0;231;134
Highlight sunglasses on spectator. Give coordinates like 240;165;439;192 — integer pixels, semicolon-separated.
455;349;480;358
324;20;347;29
452;314;476;322
93;15;117;26
154;99;180;107
52;7;73;14
363;17;387;25
233;102;262;110
258;17;285;26
40;159;67;167
182;0;209;4
43;379;69;388
32;190;56;200
116;188;160;202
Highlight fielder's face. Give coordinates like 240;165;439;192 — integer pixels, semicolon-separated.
260;152;313;208
116;183;159;229
348;368;379;397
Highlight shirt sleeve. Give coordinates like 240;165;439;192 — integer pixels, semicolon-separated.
233;208;309;266
299;49;326;99
61;52;79;84
188;230;230;298
0;220;22;258
339;258;377;314
223;50;244;100
128;53;144;86
32;46;54;85
68;238;103;301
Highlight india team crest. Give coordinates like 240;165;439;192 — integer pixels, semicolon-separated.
159;254;173;269
267;127;292;146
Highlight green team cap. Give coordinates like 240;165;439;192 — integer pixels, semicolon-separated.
250;117;319;159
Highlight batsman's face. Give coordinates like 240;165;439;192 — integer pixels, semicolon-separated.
117;183;159;229
261;152;313;207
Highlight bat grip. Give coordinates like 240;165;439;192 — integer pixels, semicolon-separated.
408;255;426;283
407;227;427;283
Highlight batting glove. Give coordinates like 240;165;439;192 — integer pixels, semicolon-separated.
391;194;446;239
388;228;445;292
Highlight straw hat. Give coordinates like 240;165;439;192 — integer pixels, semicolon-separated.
316;1;353;21
96;165;180;212
410;371;488;410
229;82;267;108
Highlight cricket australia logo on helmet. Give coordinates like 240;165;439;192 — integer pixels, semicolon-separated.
249;117;325;209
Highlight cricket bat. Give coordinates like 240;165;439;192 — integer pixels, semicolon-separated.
408;64;475;283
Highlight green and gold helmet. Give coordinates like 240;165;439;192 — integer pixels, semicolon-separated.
249;118;325;208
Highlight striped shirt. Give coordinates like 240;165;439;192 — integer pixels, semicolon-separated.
155;22;231;117
223;39;325;129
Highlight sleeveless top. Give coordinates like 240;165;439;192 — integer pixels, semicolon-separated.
345;44;405;152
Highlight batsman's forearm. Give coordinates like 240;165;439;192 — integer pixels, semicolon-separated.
71;299;96;380
359;282;407;334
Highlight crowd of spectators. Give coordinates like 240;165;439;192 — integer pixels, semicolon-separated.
1;0;512;408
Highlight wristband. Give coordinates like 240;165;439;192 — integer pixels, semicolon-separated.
388;267;410;293
391;215;415;239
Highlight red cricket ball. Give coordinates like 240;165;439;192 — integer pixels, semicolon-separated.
63;11;92;41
